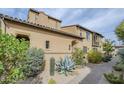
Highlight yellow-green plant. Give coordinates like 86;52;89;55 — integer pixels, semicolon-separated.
48;78;56;84
72;48;85;65
87;50;102;63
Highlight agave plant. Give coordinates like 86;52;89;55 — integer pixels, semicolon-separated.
56;56;75;76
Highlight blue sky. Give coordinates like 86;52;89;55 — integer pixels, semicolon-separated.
0;8;124;45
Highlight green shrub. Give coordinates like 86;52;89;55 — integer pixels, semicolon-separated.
23;48;44;77
0;31;29;83
87;50;102;63
1;68;25;84
118;48;124;60
48;78;56;84
72;48;85;65
104;72;124;84
50;57;55;76
113;62;124;71
102;55;112;62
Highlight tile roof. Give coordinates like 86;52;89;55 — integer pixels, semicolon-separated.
0;14;83;39
62;24;104;37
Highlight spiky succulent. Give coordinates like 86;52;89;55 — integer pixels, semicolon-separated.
56;56;75;76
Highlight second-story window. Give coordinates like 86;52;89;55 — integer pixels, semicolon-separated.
86;32;90;40
46;40;50;49
80;32;82;37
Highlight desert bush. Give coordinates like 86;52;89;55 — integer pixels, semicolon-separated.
48;78;56;84
113;62;124;71
104;72;124;84
56;56;75;76
50;57;55;76
72;48;85;65
0;31;29;83
87;50;102;63
23;48;44;77
102;55;112;62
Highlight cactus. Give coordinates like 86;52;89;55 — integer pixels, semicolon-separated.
56;56;75;76
50;57;55;76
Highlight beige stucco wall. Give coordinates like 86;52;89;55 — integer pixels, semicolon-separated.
61;26;104;53
28;10;61;29
62;26;93;52
4;20;82;61
79;28;93;52
61;26;78;35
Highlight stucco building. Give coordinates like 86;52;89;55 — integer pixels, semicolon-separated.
0;9;104;61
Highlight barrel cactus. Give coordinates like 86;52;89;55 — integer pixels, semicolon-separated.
50;57;55;76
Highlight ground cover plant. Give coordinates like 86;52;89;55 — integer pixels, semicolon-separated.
48;78;56;84
104;71;124;84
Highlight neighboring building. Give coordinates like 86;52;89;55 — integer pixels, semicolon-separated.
0;9;104;61
61;24;104;53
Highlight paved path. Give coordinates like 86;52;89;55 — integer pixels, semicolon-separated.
79;56;119;84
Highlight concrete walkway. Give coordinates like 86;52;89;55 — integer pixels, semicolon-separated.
79;56;119;84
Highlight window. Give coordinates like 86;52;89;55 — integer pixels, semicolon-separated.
86;32;90;40
83;46;87;53
80;32;82;37
46;40;50;49
35;14;38;22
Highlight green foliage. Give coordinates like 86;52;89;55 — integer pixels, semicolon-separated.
1;68;25;84
0;61;4;75
56;56;75;76
87;50;102;63
48;78;56;84
115;21;124;42
50;57;55;76
72;48;85;65
113;62;124;71
118;48;124;60
104;72;124;84
23;48;44;77
0;32;29;83
103;39;114;56
102;55;112;62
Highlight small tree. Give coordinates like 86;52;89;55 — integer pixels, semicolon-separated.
103;39;114;56
115;20;124;42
